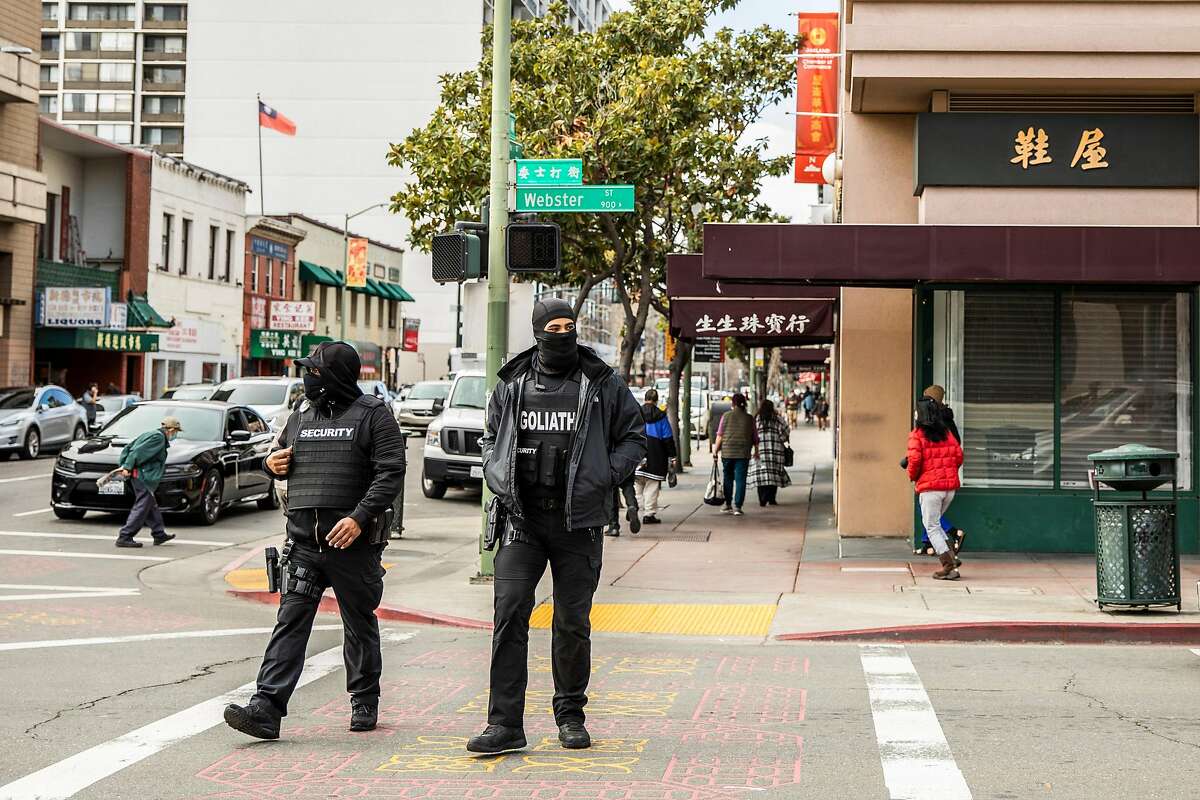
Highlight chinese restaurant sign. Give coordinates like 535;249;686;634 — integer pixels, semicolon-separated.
672;300;835;339
915;113;1199;193
795;12;838;184
40;287;109;327
269;300;316;332
250;329;302;360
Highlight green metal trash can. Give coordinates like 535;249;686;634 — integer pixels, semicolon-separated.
1088;444;1180;611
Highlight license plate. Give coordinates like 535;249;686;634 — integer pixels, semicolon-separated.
98;479;125;496
470;466;483;479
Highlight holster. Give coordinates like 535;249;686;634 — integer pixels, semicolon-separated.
367;507;394;546
483;495;507;551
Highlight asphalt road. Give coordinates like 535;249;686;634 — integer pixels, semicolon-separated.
2;444;1200;799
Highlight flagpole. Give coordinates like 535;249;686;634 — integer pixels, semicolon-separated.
256;93;264;215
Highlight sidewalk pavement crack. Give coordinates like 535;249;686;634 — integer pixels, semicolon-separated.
1061;671;1200;750
24;655;256;739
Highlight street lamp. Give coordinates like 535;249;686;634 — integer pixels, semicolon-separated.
340;202;390;342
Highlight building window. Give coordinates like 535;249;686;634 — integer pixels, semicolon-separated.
364;294;371;327
387;267;401;283
224;230;234;282
143;95;183;115
388;300;397;329
207;225;218;280
141;126;183;146
160;213;172;271
66;32;134;52
264;259;273;298
42;193;58;260
66;123;131;143
932;288;1193;491
300;281;312;302
318;287;327;320
278;260;285;295
180;218;191;275
144;3;186;22
41;34;59;54
144;66;184;85
144;35;185;54
40;65;59;84
64;62;133;83
42;3;60;19
250;255;259;293
64;93;132;113
69;3;134;21
39;95;58;114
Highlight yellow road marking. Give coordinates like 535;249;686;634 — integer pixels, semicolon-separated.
529;603;776;637
226;563;393;591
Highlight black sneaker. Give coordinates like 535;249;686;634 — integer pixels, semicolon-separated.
643;515;661;524
604;525;620;538
115;538;143;548
350;699;377;732
625;506;641;534
223;702;280;740
558;721;591;749
152;534;175;545
466;724;527;754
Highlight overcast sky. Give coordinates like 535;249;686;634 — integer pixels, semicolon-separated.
608;0;839;221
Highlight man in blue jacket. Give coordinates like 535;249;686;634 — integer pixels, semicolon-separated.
634;388;676;525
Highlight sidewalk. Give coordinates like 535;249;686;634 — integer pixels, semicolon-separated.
224;423;1200;644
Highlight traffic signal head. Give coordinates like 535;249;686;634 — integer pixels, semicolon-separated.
431;231;482;283
506;222;561;275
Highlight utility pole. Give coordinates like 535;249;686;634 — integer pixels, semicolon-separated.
340;202;388;343
479;0;512;579
681;353;692;468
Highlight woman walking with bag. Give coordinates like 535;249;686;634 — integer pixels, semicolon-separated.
749;399;791;506
906;397;964;580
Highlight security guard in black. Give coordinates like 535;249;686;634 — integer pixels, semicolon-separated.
223;341;405;741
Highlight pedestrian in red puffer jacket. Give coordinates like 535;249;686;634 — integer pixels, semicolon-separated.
907;397;964;580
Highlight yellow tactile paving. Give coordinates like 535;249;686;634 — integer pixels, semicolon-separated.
528;603;777;637
226;564;393;591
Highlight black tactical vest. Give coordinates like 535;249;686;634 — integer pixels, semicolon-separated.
517;371;580;498
287;396;375;510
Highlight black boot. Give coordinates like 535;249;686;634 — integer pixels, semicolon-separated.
625;505;641;534
467;724;527;754
558;720;591;749
223;702;280;740
350;699;378;732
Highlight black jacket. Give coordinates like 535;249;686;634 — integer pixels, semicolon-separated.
940;403;961;443
635;403;676;481
481;344;646;530
267;397;406;544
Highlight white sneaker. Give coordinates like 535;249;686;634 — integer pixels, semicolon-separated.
733;508;744;516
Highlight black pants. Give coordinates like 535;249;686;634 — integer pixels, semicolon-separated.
757;485;778;506
118;479;166;541
488;507;601;728
252;537;385;717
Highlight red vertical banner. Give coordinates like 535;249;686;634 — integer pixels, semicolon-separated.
795;12;839;183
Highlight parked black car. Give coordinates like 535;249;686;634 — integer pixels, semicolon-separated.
51;400;279;524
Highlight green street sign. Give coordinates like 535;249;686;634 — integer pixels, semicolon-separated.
250;329;303;359
515;185;634;213
515;159;584;186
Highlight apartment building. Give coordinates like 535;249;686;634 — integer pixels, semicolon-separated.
0;0;47;386
38;0;186;153
487;0;612;31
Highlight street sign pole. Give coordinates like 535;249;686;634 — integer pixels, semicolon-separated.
681;355;692;468
480;0;512;578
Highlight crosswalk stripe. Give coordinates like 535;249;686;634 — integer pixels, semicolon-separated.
860;644;972;800
0;624;344;652
0;473;51;484
0;548;168;562
0;530;233;547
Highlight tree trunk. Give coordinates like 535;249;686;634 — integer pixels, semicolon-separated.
666;337;691;466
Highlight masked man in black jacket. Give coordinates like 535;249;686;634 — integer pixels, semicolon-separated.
467;298;646;755
224;341;405;740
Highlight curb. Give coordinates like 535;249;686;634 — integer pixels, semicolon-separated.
775;621;1200;645
228;589;493;631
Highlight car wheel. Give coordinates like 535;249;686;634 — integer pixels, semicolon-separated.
19;428;40;460
53;507;86;520
194;469;223;525
421;472;448;499
257;480;281;510
72;423;87;441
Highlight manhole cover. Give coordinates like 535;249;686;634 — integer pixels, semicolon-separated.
636;530;712;542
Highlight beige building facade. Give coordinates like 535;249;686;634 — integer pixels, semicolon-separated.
828;0;1200;550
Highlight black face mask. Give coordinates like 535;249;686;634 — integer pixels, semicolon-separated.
535;330;578;375
303;372;327;402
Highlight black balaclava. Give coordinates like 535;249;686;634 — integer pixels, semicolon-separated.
298;342;364;408
532;298;578;376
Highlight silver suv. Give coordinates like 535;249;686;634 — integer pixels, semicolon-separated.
210;377;305;430
421;371;486;498
0;385;89;459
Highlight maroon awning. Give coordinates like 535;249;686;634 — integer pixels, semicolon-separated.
702;223;1200;285
781;346;831;365
671;299;835;339
667;253;838;299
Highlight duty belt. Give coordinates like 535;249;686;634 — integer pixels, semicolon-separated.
527;496;563;511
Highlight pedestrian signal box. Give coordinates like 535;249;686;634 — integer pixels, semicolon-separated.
432;231;482;283
506;222;561;275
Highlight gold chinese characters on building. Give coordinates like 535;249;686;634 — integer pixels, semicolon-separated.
1010;127;1109;171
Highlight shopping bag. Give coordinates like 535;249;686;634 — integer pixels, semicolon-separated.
703;461;725;506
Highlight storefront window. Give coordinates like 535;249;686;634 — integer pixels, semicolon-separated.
932;288;1193;491
1059;291;1191;488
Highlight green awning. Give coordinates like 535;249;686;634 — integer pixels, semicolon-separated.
298;260;342;287
377;281;415;302
126;293;173;328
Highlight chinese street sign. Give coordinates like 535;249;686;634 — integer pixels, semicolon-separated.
91;329;157;352
250;329;303;359
40;286;109;328
515;185;634;213
693;338;724;363
250;236;289;261
269;300;316;332
346;238;369;288
915;113;1199;192
795;12;839;184
515;159;584;186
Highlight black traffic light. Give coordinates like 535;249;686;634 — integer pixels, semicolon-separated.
431;231;482;283
506;222;561;275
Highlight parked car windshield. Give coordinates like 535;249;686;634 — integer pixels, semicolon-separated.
211;383;287;406
101;405;224;442
450;376;486;409
168;386;214;400
0;387;35;409
407;382;449;401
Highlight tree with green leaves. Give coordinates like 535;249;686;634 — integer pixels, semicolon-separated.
388;0;797;380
